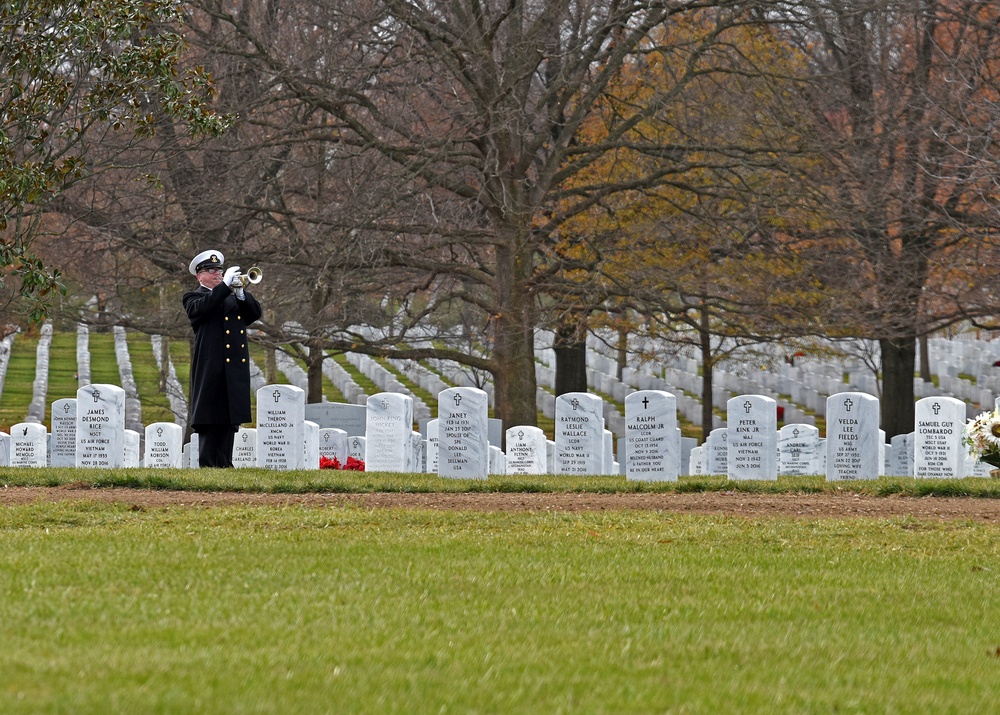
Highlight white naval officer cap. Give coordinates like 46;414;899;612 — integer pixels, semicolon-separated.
189;249;225;276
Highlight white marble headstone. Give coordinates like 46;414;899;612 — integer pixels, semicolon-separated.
365;392;413;472
232;427;257;467
825;392;879;481
75;384;126;468
50;398;77;467
555;392;605;475
303;420;320;470
889;432;914;477
680;436;696;477
778;424;820;476
10;422;47;467
0;432;9;466
304;402;367;435
188;433;200;468
124;429;141;468
256;384;306;470
425;419;439;474
438;387;489;479
914;397;965;478
505;426;547;475
144;422;183;468
348;435;366;463
624;390;679;481
879;430;886;476
689;445;704;475
411;431;425;473
705;428;728;475
488;445;505;475
603;430;615;475
727;395;777;481
319;428;349;465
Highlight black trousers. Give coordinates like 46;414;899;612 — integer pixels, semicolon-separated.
196;425;238;468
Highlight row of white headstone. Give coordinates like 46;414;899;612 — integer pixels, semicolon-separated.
561;330;1000;431
0;381;986;480
686;393;988;480
7;324;992;464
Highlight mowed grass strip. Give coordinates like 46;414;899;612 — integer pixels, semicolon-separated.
0;332;39;430
86;331;122;386
5;468;1000;498
0;504;998;713
167;338;191;402
125;331;179;425
45;331;81;409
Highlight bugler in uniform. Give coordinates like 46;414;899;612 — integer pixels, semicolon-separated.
183;249;263;467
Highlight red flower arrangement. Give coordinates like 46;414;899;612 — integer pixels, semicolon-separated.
320;455;366;471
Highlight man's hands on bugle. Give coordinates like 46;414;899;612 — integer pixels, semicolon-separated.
223;266;242;287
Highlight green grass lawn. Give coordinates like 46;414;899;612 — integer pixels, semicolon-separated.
168;337;191;401
0;502;998;713
87;330;122;386
0;332;38;430
126;331;179;425
45;331;80;408
5;469;1000;498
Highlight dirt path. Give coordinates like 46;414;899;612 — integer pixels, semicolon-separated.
3;486;1000;522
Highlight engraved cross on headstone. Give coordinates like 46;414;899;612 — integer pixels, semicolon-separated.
843;398;853;412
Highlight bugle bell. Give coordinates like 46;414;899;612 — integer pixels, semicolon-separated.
234;266;262;287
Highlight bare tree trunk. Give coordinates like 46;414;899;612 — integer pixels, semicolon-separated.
919;333;931;382
616;323;628;381
880;336;916;439
306;342;324;403
491;241;538;428
265;345;277;385
699;308;714;442
493;330;537;428
158;335;169;393
554;317;587;396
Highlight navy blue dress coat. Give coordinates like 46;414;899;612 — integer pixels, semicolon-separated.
183;284;263;428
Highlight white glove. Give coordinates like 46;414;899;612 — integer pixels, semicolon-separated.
234;286;246;300
223;266;241;287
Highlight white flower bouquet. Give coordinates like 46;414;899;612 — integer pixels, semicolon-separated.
963;410;1000;468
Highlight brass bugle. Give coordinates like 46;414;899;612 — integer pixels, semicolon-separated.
234;266;262;287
